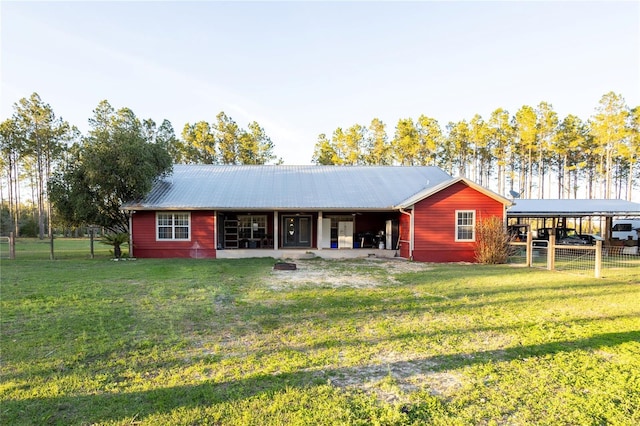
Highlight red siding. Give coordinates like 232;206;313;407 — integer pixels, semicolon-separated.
132;211;216;258
412;182;505;262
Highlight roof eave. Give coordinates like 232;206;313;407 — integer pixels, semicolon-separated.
122;206;399;212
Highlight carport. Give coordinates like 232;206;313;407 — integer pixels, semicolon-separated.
506;199;640;244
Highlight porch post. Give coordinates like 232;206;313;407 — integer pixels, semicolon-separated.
128;213;134;258
273;211;279;250
317;211;323;250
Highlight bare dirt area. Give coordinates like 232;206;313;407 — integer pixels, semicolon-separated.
263;258;463;402
265;258;434;291
326;354;464;404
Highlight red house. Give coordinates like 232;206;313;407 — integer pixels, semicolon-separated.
121;165;510;262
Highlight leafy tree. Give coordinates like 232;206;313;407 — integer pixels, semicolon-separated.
341;124;365;165
488;108;513;195
590;93;630;198
416;115;442;166
311;133;337;165
444;120;470;177
239;121;278;165
469;114;491;186
155;120;183;163
513;105;538;198
626;106;640;200
216;112;240;164
49;101;172;234
181;114;278;165
12;93;70;241
182;121;217;163
392;118;419;165
535;102;558;198
0;118;23;235
554;115;587;198
329;128;347;165
363;118;391;165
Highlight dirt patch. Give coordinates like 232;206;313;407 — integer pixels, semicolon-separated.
327;355;463;404
265;258;433;290
263;258;460;403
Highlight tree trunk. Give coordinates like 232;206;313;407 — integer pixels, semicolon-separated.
628;159;635;201
14;159;20;236
37;154;45;240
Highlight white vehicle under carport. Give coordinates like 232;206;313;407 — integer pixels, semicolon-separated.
612;219;640;241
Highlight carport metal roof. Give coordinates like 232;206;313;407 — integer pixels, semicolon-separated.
507;199;640;218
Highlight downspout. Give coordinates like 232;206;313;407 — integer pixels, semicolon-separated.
398;207;413;260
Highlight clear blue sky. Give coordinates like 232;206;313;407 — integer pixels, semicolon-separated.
2;1;639;165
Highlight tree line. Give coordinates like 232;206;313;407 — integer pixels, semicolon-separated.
1;91;638;242
312;92;639;201
0;94;279;239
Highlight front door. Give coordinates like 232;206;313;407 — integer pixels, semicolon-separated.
282;215;312;248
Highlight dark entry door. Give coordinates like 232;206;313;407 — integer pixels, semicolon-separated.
282;215;312;248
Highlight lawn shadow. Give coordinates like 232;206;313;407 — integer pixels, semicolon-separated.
3;330;638;425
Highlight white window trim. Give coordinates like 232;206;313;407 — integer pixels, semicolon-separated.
237;215;268;240
455;210;476;242
156;212;191;241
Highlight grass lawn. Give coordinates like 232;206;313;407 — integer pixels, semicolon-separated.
0;237;116;260
1;245;639;425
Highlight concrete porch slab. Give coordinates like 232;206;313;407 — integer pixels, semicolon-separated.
215;248;401;260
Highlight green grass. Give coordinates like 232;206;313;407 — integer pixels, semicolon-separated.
0;237;115;260
1;247;639;425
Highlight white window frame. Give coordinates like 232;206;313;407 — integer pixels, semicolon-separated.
237;215;267;240
156;212;191;241
455;210;475;242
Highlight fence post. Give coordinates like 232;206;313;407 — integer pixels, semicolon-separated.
547;234;556;271
526;230;532;267
594;240;602;278
9;232;15;260
90;228;95;259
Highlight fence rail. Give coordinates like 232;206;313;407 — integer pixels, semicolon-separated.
0;233;16;260
509;233;639;278
0;236;115;260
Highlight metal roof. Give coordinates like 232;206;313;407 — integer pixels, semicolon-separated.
507;199;640;217
121;164;454;211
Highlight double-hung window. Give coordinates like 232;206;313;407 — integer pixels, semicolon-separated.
238;215;267;240
455;210;475;241
157;212;190;240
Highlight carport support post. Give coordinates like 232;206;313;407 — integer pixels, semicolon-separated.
547;233;556;271
594;240;602;278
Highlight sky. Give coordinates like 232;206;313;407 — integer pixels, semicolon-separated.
2;0;639;169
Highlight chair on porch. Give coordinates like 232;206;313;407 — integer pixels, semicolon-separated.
261;235;274;249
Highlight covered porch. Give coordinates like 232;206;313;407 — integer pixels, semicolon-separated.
215;210;401;254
